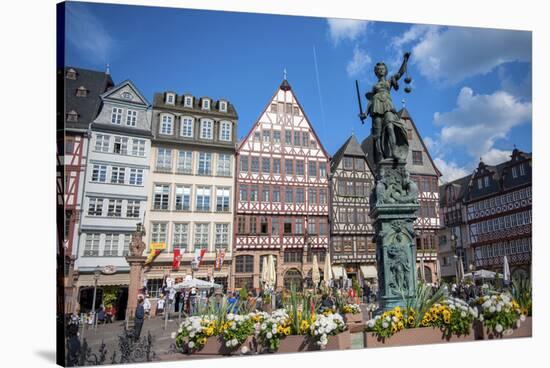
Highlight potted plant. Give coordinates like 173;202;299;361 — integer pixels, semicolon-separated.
475;292;530;339
341;303;363;329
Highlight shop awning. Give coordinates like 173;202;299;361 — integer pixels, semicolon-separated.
360;265;378;279
76;273;130;288
332;265;344;278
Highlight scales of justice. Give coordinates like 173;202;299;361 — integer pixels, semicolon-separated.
355;52;420;311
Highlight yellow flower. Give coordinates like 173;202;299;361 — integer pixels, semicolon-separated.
284;327;291;336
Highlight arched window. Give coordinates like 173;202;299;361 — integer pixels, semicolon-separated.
418;266;433;284
284;268;303;291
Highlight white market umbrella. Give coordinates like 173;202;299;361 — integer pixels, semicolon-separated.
267;254;276;289
503;255;511;285
323;252;333;287
458;258;465;282
311;255;321;288
261;256;269;286
174;278;222;290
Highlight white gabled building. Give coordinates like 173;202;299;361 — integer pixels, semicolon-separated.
74;80;151;317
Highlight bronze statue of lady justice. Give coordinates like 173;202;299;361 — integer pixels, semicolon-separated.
357;52;411;164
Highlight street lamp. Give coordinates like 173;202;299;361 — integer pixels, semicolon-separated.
92;265;101;330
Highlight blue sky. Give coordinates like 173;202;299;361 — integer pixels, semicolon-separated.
64;1;532;182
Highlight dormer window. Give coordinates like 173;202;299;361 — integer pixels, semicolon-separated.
66;110;78;122
477;178;483;190
184;96;193;108
166;93;175;105
160;114;174;135
66;68;77;80
484;176;490;187
219;121;232;141
519;163;526;176
180;117;194;137
76;86;88;97
219;101;227;112
200;119;213;139
512;166;518;178
111;107;123;125
201;98;210;110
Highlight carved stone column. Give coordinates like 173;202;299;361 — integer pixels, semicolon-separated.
370;161;419;311
125;223;147;319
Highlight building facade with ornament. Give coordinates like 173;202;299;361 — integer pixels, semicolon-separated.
233;78;330;292
73;80;152;318
329;135;377;285
58;67;114;314
362;108;442;284
464;149;532;278
143;90;238;294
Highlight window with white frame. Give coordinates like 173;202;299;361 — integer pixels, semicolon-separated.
219;101;227;112
519;163;526;176
181;117;194;137
156;148;172;171
88;198;103;216
216;187;230;212
131;139;146;156
160;115;174;135
126;110;138;126
215;224;229;249
319;163;327;178
91;165;107;183
484;176;490;187
194;223;209;250
151;222;167;243
153;184;170;210
173;223;189;251
217;154;231;176
107;199;122;217
166;93;175;105
110;167;125;184
129;168;143;185
200;119;213;139
95;134;110;152
197;152;212;175
184;96;193;108
84;233;100;256
175;185;191;211
477;178;483;189
196;187;211;211
219;121;232;141
126;200;140;218
113;136;128;155
512;166;518;178
103;234;119;256
177;150;193;174
122;234;131;256
111;107;123;124
201;98;210;110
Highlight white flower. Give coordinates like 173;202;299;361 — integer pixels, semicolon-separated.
382;321;389;329
241;346;249;354
232;338;238;346
479;315;484;322
460;311;466;318
489;306;496;313
261;323;267;330
496;305;502;312
226;341;231;347
386;316;391;322
367;320;375;328
520;315;526;322
495;324;503;333
392;316;398;323
189;332;195;338
266;332;273;339
171;332;177;339
504;329;514;336
188;341;195;348
227;314;235;321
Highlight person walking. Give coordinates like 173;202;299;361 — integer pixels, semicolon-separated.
156;295;166;317
134;295;145;341
143;295;151;319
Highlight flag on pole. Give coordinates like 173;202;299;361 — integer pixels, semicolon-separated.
172;248;181;270
195;248;207;267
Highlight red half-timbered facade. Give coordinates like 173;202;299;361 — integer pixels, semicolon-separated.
465;149;532;278
233;79;330;291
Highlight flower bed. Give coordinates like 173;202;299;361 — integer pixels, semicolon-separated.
475;293;528;339
364;326;475;348
477;316;532;340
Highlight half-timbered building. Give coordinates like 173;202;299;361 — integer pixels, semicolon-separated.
465;149;532;278
74;80;151;317
362;108;442;284
329;135;377;284
143;90;238;294
234;78;330;291
57;67;114;313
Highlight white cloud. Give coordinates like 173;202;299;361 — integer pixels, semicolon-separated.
411;27;531;84
481;148;512;165
391;24;438;49
327;18;368;45
434;86;531;159
67;4;114;65
433;157;470;183
346;46;372;77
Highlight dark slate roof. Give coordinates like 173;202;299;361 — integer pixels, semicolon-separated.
152;92;238;119
62;67;114;132
439;175;472;206
280;78;291;91
330;134;367;173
